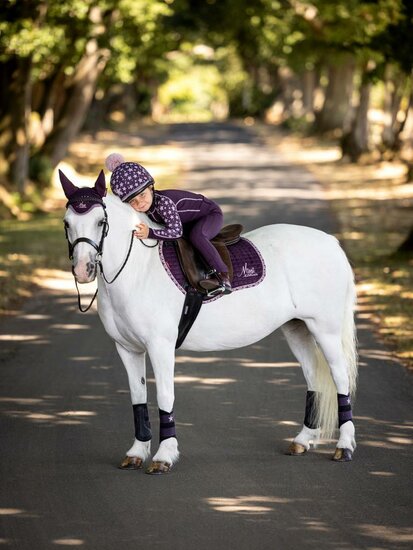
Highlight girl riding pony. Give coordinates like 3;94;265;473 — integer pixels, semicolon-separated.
106;153;231;295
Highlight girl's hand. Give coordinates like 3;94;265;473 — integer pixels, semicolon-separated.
134;223;149;239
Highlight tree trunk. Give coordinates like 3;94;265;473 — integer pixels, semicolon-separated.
382;67;412;152
396;226;413;254
315;55;355;133
301;68;317;115
41;40;109;167
340;65;372;162
0;56;33;193
31;69;67;148
278;66;298;118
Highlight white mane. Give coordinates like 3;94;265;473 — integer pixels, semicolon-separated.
104;193;163;232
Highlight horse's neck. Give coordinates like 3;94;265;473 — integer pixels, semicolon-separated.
104;194;162;233
101;195;159;280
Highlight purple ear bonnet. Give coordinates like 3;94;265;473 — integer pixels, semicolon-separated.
60;169;106;214
66;188;105;214
106;153;154;202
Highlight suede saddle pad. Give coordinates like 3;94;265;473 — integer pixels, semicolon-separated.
159;234;266;303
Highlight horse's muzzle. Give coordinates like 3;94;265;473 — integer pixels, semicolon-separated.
72;260;97;283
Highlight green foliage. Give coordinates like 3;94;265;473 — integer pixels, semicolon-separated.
0;0;90;66
103;0;173;84
371;0;413;73
0;0;411;194
157;46;228;120
29;155;53;188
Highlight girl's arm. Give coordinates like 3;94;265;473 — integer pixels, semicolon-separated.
147;195;183;240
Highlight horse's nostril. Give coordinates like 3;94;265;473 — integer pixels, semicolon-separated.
86;261;95;277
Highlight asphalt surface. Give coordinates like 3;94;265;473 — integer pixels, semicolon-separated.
1;122;412;550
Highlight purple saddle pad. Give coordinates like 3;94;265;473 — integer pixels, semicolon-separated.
159;237;266;302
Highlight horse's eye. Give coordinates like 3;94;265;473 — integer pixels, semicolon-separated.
64;220;70;229
98;219;105;227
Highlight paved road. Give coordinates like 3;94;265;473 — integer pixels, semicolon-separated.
1;122;412;549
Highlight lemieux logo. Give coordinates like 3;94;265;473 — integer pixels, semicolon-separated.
238;263;257;278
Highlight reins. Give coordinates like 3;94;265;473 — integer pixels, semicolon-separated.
97;230;135;284
65;204;158;312
75;280;99;313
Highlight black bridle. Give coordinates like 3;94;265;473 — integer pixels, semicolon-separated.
65;208;109;261
64;202;158;312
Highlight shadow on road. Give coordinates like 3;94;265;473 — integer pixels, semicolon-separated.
1;122;412;550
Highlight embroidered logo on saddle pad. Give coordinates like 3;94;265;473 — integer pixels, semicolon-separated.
159;237;266;301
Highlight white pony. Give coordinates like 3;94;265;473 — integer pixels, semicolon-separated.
61;171;358;474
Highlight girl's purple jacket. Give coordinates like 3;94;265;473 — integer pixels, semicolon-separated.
146;190;222;240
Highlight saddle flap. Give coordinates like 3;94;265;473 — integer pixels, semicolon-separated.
174;236;233;293
174;238;207;291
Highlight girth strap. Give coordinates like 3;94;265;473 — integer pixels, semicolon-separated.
175;287;204;349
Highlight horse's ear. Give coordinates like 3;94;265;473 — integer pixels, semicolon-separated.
94;170;107;197
59;170;78;198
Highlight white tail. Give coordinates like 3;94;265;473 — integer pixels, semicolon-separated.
314;266;358;440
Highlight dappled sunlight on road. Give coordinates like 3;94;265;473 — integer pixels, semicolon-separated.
353;415;413;454
0;334;40;342
0;394;99;427
1;122;412;550
358;346;401;364
34;269;80;291
205;495;292;515
176;355;218;364
0;508;26;516
52;539;85;546
240;360;299;369
357;524;413;544
174;375;237;386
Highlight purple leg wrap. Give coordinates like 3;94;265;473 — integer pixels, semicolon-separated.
304;390;319;429
338;393;353;427
133;403;152;442
159;409;176;442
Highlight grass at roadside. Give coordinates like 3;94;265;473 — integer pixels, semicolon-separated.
0;212;67;313
257;123;413;369
0;125;184;315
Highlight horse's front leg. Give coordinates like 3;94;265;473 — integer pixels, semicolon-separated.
146;340;179;475
115;343;152;469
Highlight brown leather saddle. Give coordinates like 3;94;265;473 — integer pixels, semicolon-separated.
174;223;243;294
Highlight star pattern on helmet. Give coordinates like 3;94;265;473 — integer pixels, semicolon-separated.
110;161;154;201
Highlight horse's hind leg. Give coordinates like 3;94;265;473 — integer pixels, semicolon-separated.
281;320;320;455
115;343;152;469
306;321;356;461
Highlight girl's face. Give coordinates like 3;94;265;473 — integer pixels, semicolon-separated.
129;187;153;212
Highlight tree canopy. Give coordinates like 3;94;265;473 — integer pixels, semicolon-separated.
0;0;412;196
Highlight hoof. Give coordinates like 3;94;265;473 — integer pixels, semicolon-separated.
118;456;144;470
146;461;171;475
332;448;353;462
286;442;307;456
